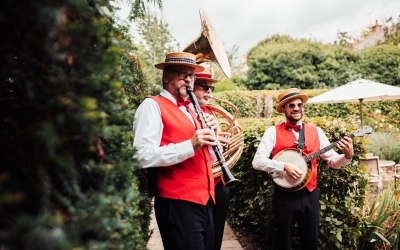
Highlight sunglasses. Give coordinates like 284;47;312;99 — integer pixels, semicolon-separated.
167;70;197;80
195;83;215;92
286;103;304;109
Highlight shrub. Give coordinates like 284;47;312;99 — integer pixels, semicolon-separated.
213;90;400;130
213;89;325;118
365;132;400;163
358;186;400;249
0;1;151;249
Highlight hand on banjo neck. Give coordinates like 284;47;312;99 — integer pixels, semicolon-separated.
284;135;354;180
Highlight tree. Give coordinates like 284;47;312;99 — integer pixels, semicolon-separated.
383;15;400;46
335;31;354;47
211;44;248;92
0;0;158;248
246;35;357;90
356;45;400;86
134;9;179;94
125;0;163;20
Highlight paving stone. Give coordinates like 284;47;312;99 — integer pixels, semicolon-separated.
146;207;243;250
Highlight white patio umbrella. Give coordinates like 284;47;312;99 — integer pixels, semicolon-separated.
308;78;400;126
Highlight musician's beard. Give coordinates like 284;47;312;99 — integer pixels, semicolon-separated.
286;112;303;123
177;85;189;100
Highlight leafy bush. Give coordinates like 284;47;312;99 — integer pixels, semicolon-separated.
246;35;359;90
0;1;151;249
358;186;400;249
214;75;247;92
213;90;400;130
356;45;400;86
229;117;368;249
365;132;400;163
212;89;325;118
245;35;400;90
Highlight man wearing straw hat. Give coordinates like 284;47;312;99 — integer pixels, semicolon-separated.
192;67;230;250
134;52;219;250
252;88;354;250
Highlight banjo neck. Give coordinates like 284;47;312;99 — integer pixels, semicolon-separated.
303;134;355;163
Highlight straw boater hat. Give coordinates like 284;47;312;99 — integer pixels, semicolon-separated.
276;88;309;113
155;52;204;72
195;68;218;84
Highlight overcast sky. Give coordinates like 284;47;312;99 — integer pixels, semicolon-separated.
118;0;400;56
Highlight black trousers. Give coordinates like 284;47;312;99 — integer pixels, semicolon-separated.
154;196;214;250
213;181;230;250
273;187;320;250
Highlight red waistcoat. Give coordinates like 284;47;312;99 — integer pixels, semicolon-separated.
149;96;215;205
272;123;320;191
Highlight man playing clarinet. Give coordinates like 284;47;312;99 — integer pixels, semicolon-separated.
134;52;218;250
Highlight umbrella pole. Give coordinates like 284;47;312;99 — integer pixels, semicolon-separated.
359;98;364;127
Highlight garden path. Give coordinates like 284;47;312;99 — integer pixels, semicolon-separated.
147;206;243;250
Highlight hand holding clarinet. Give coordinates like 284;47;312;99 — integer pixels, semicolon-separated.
186;85;238;185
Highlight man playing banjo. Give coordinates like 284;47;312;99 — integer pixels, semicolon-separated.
252;88;354;250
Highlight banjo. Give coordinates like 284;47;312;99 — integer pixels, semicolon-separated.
271;126;373;192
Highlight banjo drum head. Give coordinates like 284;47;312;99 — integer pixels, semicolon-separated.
273;149;308;189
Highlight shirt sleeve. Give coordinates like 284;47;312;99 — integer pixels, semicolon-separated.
133;98;195;168
252;126;285;173
317;127;352;169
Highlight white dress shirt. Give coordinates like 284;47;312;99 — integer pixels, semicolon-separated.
252;124;351;175
133;89;195;168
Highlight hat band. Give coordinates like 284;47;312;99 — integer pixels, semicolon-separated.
280;92;300;102
165;57;196;65
196;73;212;79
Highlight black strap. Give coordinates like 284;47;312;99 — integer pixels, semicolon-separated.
297;123;305;151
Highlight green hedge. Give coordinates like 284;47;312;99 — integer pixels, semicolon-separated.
213;90;400;130
0;1;151;249
229;117;369;249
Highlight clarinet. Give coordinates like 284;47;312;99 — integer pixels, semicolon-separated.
186;86;239;186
